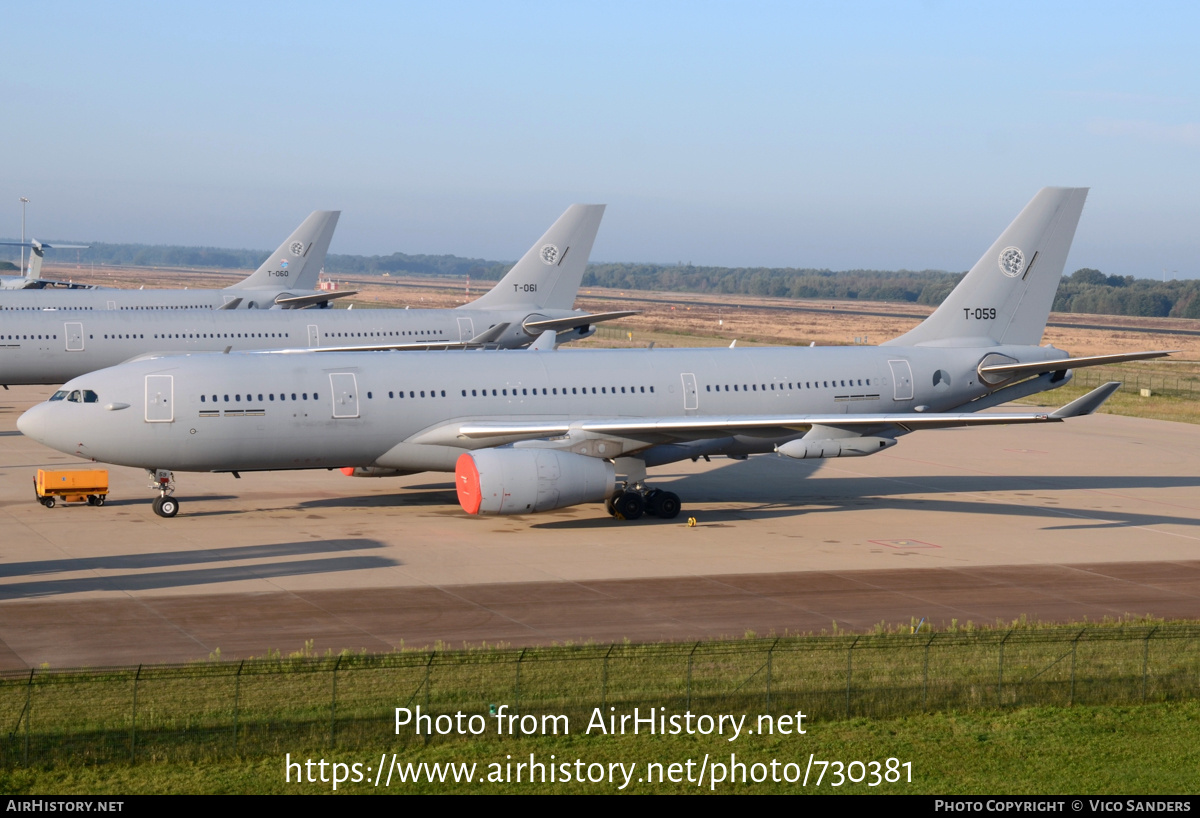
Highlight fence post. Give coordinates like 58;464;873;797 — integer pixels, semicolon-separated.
131;664;142;764
766;639;778;710
845;637;859;719
602;645;613;711
687;642;699;710
1142;627;1157;702
997;630;1012;707
330;654;343;747
423;652;434;746
515;648;526;714
23;668;33;766
1069;629;1083;706
233;660;244;756
923;634;934;710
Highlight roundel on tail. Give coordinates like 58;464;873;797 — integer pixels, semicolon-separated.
998;246;1025;278
290;241;305;256
539;244;559;265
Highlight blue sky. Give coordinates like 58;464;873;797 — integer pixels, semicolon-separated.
3;1;1199;278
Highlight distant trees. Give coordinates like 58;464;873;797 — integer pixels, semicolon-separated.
1053;267;1200;318
40;240;1200;321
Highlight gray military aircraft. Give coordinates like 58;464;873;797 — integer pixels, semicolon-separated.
19;188;1169;519
0;211;342;310
0;239;93;290
0;204;624;386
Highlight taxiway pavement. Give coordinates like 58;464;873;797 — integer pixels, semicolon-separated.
1;384;1197;670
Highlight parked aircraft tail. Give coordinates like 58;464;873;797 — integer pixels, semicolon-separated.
884;187;1087;348
467;204;605;312
235;211;341;291
26;240;44;281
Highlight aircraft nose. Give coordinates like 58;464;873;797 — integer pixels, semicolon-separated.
17;403;50;443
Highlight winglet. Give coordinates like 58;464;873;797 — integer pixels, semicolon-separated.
528;329;558;351
1049;382;1121;418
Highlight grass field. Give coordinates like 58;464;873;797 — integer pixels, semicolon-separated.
2;701;1197;793
3;623;1199;794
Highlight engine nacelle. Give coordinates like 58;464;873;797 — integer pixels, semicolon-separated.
456;449;616;515
775;436;896;460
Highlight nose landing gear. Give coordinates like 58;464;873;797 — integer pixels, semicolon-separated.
148;469;179;518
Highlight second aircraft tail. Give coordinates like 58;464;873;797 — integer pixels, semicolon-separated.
235;211;341;291
467;204;605;312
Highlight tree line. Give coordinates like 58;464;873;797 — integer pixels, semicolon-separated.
12;241;1200;319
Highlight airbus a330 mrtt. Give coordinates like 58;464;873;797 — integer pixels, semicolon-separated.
18;188;1168;519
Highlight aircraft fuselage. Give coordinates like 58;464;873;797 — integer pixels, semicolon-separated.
0;305;590;385
18;343;1071;473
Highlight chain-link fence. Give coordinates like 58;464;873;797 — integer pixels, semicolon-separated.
1073;367;1200;395
3;625;1197;766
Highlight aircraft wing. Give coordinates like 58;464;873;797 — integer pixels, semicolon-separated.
273;291;358;309
410;382;1122;449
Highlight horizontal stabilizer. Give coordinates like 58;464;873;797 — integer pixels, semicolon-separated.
522;310;637;334
1049;382;1121;418
272;290;358;309
979;350;1175;379
218;298;243;310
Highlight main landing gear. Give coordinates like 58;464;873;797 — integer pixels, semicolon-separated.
606;485;682;521
148;469;179;518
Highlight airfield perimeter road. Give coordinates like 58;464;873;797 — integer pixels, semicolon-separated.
1;384;1198;670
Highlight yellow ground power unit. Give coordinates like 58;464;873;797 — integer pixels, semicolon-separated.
33;469;109;508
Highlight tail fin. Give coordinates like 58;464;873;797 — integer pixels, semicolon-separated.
26;240;44;281
467;204;605;311
885;188;1087;348
234;210;340;291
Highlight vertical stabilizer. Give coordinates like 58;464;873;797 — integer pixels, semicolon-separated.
466;204;605;311
26;240;44;281
234;211;341;291
885;188;1087;348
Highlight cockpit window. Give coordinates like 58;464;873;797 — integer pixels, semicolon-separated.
49;391;68;401
67;391;82;403
83;390;99;403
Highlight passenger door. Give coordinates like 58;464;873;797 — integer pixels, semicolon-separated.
329;373;360;418
145;375;174;422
